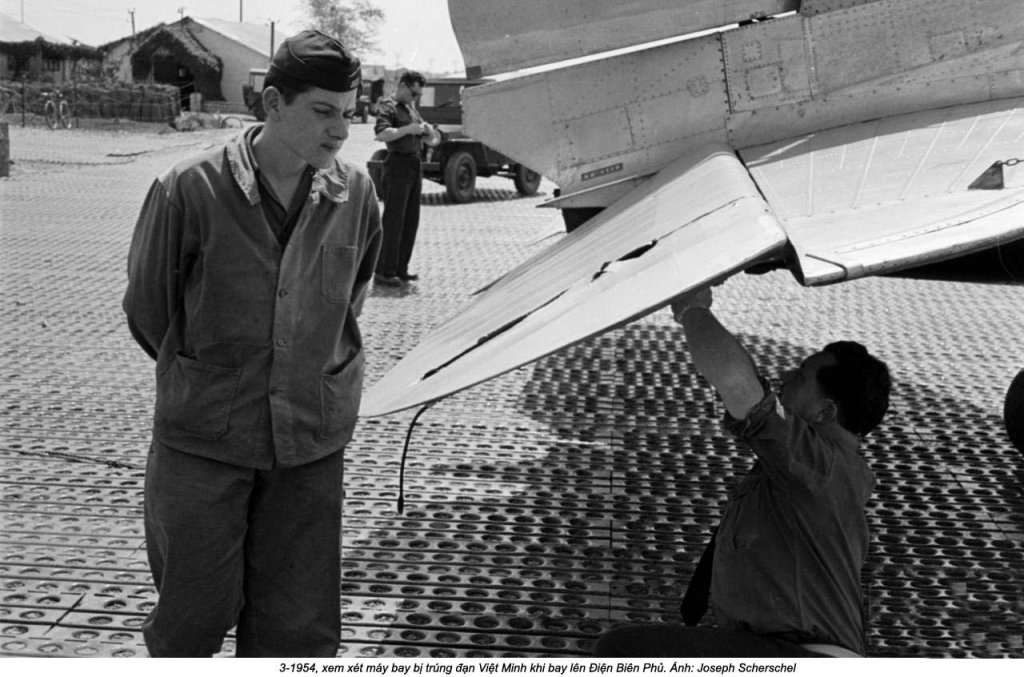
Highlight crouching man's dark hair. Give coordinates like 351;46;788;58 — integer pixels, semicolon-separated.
819;341;892;436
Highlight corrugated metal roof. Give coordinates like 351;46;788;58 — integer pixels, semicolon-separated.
190;17;279;59
100;16;281;55
0;11;72;45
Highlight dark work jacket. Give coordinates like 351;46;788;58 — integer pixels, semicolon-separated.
713;382;874;655
123;126;382;468
374;96;424;155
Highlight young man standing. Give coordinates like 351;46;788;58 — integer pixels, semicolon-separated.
373;70;440;286
123;30;381;657
595;287;891;657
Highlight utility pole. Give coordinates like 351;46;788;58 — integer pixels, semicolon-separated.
178;7;185;22
239;0;243;22
128;8;136;36
270;21;275;64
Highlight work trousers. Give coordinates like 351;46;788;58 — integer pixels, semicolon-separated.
142;442;344;657
592;625;826;658
377;152;422;277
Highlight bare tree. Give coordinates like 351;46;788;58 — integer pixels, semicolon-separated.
302;0;385;57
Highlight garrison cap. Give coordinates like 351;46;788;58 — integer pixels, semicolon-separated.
268;29;361;92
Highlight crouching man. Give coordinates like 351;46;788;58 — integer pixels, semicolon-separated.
594;287;891;657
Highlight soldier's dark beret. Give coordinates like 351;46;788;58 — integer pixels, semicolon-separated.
268;29;361;92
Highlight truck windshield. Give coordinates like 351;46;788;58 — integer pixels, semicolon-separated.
420;85;462;108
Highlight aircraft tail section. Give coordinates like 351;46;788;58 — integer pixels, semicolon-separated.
461;32;731;195
741;97;1024;285
448;0;799;77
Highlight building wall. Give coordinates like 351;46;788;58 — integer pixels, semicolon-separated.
102;39;136;82
188;22;271;111
0;47;74;84
40;53;69;84
100;21;272;112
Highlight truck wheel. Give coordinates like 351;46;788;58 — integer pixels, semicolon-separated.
1006;368;1024;455
368;149;387;199
513;165;541;196
360;108;369;124
444;150;477;203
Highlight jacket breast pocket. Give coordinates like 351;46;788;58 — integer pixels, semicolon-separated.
319;350;365;442
322;244;358;305
157;354;241;440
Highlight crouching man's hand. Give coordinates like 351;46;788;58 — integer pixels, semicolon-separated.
670;287;713;324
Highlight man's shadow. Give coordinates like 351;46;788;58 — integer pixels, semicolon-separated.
337;323;1023;658
508;324;1024;658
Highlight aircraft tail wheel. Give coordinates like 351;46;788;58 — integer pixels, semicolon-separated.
1005;368;1024;454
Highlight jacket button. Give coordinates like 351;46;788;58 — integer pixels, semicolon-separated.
275;338;288;347
278;289;289;298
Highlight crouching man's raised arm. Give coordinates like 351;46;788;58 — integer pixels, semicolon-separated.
671;287;765;420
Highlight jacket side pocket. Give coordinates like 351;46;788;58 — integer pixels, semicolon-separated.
157;354;241;440
319;350;365;441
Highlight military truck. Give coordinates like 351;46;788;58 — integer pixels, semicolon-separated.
356;78;385;123
367;78;542;203
242;68;268;121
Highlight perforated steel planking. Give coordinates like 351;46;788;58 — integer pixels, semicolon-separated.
1;123;1022;657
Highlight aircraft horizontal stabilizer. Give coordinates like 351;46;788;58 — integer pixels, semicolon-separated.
742;98;1024;285
448;0;799;77
360;147;787;417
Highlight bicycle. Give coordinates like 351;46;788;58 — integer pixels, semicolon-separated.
42;90;74;130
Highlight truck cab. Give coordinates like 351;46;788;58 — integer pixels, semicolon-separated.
242;68;268;121
356;78;385;123
368;78;542;203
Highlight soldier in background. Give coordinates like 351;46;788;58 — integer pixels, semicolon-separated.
373;70;441;286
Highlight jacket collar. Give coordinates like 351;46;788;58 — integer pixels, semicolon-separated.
226;124;350;206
